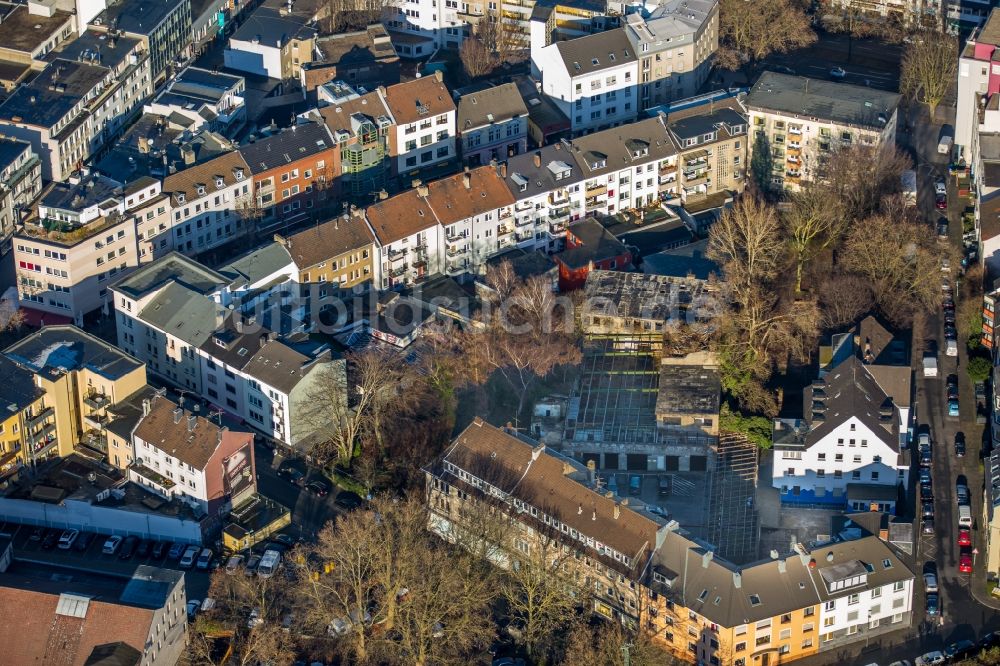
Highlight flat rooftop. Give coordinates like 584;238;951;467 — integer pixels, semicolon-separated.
4;325;143;382
0;59;107;128
0;3;73;54
93;0;184;35
746;72;901;130
112;251;227;299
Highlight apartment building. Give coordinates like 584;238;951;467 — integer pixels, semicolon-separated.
112;254;344;449
145;66;247;137
745;73;900;191
986;444;1000;578
525;0;624;46
0;1;75;89
239;121;337;227
623;0;718;110
309;86;395;203
162;151;254;256
500;143;586;253
958;9;1000;159
365;183;444;289
0;355;47;483
131;394;257;515
301;25;400;95
663;105;746;204
457;83;529;167
552;216;631;289
275;216;377;294
4;324;147;467
217;242;299;330
532;27;639;134
384;73;457;176
0;34;153;181
425;418;915;665
224;4;317;80
0;138;42;253
0;564;187;666
826;0;940;28
91;0;193;84
773;318;912;510
13;172;159;324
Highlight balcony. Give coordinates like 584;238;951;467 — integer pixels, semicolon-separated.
659;173;677;186
659;163;677;175
786;155;800;165
548;220;566;236
498;209;512;220
788;126;802;135
130;462;176;491
787;142;801;151
84;411;110;429
411;251;429;269
685;174;711;187
387;247;406;262
516;232;535;244
515;215;535;228
549;191;570;206
447;245;468;258
26;407;53;428
585;183;607;198
83;392;110;410
389;264;408;278
498;225;514;236
446;260;468;275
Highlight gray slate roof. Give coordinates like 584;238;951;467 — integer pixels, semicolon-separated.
218;243;294;289
553;28;636;76
746;72;901;131
502;143;585;201
137;282;224;347
112;252;227;299
238;121;333;175
457;83;528;132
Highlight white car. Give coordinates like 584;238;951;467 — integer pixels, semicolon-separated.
58;529;79;550
935;181;947;197
924;572;938;593
247;608;263;629
915;651;945;666
102;535;123;554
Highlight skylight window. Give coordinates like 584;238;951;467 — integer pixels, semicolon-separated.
749;594;761;606
592;58;599;65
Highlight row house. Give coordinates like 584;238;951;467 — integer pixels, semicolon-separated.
131;393;256;516
161;151;254;257
0;354;46;483
275;216;377;295
365;184;443;289
773;317;912;511
662;105;747;205
456;83;529;167
239;121;338;229
0;137;42;253
112;253;344;449
13;172;156;324
3;325;147;470
425;418;915;665
623;0;718;110
216;242;300;332
383;72;457;177
0;34;153;181
224;4;317;80
0;1;75;88
957;9;1000;162
145;66;247;138
745;72;901;191
91;0;193;85
532;27;639;134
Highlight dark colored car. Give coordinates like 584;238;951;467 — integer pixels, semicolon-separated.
936;194;948;210
335;491;364;511
74;531;96;552
937;220;949;239
922;518;935;534
946;640;977;660
981;632;1000;649
926;592;940;616
920;448;933;467
279;467;306;487
40;530;59;550
307;480;330;497
29;527;43;542
119;535;139;560
136;539;152;559
948;384;960;400
168;542;185;560
921;482;934;500
273;534;295;547
151;540;167;559
921;501;934;519
956;432;966;457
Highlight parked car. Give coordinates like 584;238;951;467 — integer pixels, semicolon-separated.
273;534;295;547
179;545;200;569
924;596;940;619
187;600;201;621
307;480;330;498
921;482;933;500
57;529;79;550
959;550;973;573
919;468;932;485
916;650;944;666
335;491;363;511
924;572;938;593
921;501;934;519
922;518;935;534
658;476;671;498
830;66;846;79
918;432;931;448
976;382;987;402
73;531;95;552
949;399;960;417
959;528;972;547
628;475;642;496
151;540;167;559
920;448;933;467
936;194;948;210
278;467;306;487
946;640;977;660
40;529;59;550
244;552;262;575
935;180;947;196
947;384;959;400
981;632;1000;649
119;535;139;560
955;433;966;457
168;542;185;560
937;219;949;239
256;549;282;579
136;539;152;559
28;527;43;542
225;554;245;574
247;608;263;629
103;535;123;555
196;548;213;570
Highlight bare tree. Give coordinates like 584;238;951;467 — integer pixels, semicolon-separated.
819;143;911;225
783;186;839;292
460;36;495;80
901;32;958;121
560;619;666;666
475;11;524;64
707;196;785;296
817;273;876;329
321;0;390;33
821;5;884;62
717;0;816;71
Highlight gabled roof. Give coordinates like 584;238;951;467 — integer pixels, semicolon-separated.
279;217;376;269
162;151;251;203
502;142;585;201
556;217;630;269
241;340;318;393
137;282;224;347
382;74;455;126
238;121;334;174
133;394;249;470
457;83;528;132
315;89;393;135
564;116;678;178
425;166;516;226
365;188;438;245
552;28;637;77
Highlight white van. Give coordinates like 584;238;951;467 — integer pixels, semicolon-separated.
958;504;973;527
256;549;282;578
179;545;200;569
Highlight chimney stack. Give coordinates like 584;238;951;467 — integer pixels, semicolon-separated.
614;503;621;520
500;162;507;178
533;152;541;168
702;551;713;568
777;559;787;574
733;571;742;588
378;189;388;200
142;399;150;416
173;407;183;424
531;443;545;461
235;318;243;333
463;167;471;189
187;414;197;432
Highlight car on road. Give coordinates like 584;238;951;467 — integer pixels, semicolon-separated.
921;501;934;519
151;540;167;559
938;219;949;239
959;528;972;547
949;399;960;417
935;180;947;197
945;640;977;660
936;194;948;210
924;595;940;618
119;535;138;560
57;529;79;550
922;518;935;534
976;382;987;402
955;432;966;457
916;650;945;666
829;66;846;79
924;572;938;593
919;468;932;485
278;466;306;487
335;491;364;511
960;550;974;573
168;542;185;560
920;482;933;500
918;432;931;448
136;539;151;559
74;531;95;552
920;447;932;467
307;480;330;497
103;535;123;554
947;383;960;400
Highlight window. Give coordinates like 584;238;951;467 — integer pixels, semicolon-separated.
848;593;860;605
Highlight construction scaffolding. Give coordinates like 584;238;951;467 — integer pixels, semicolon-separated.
707;432;760;565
